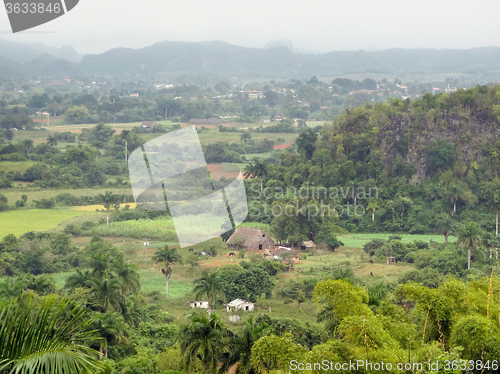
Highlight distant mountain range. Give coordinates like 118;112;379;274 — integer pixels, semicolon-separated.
1;39;500;80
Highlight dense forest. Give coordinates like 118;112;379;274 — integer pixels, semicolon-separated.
249;85;500;236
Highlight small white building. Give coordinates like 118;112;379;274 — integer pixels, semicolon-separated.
188;301;209;309
225;299;255;312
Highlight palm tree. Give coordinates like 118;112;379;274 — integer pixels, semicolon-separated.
219;317;268;374
189;259;201;280
316;304;338;337
436;216;455;243
88;276;124;313
113;258;140;295
89;253;112;279
89;312;128;359
22;139;34;156
366;200;379;222
47;135;58;148
193;271;226;311
97;191;118;227
240;132;252;144
152;246;183;298
457;222;482;270
233;318;268;374
65;269;91;290
482;232;495;259
445;182;464;217
244;159;268;194
490;194;500;236
179;312;229;374
0;293;103;374
120;130;131;162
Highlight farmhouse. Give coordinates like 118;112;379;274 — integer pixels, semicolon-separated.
299;241;317;250
226;227;274;251
188;118;221;125
188;301;209;309
271;246;300;263
225;299;255;312
141;121;158;128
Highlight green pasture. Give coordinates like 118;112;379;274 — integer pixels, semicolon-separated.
90;216;178;240
338;233;456;249
0;209;98;238
51;270;193;299
0;161;40;173
0;187;131;205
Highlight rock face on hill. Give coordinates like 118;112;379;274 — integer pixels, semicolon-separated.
321;86;500;184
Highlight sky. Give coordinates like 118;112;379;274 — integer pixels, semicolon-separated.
0;0;499;55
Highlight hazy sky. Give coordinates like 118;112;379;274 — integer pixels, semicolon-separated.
0;0;499;54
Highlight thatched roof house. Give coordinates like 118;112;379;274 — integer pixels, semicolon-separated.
300;241;317;250
188;118;221;125
272;246;299;258
141;121;158;128
226;227;274;251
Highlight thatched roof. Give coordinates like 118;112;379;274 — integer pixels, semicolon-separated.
226;227;274;250
301;241;317;248
272;247;299;258
141;121;157;128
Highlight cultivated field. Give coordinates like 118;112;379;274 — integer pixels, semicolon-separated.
0;209;99;237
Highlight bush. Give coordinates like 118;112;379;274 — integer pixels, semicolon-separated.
34;198;55;209
64;224;82;236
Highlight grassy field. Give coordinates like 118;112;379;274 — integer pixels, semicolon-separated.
338;233;456;249
1;187;130;205
0;161;40;173
90;216;178;240
0;209;99;237
71;203;137;211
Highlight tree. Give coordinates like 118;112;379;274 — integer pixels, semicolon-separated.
223;268;274;302
65;105;90;124
22;139;34;156
88;276;124;313
64;269;91;289
443;182;464;217
89;312;128;358
152;246;183;298
394;196;412;220
313;279;372;321
456;222;482;270
193;271;226;311
179;312;229;374
47;135;58;148
490;194;500;236
296;128;318;160
436;215;455;243
120;130;131;161
188;259;201;280
263;90;279;110
27;93;49;112
90;124;115;149
250;333;306;374
240;131;252;144
229;317;268;374
0;293;103;374
296;289;306;309
114;257;140;295
366;200;379;222
97;191;119;227
48;102;62;117
244;159;268;194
